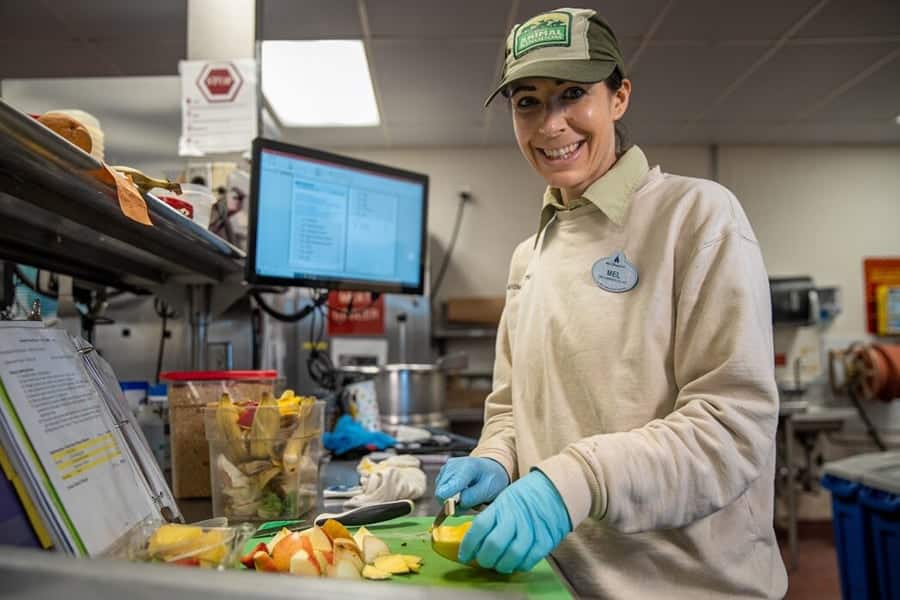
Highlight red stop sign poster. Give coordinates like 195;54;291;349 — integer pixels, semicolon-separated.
196;62;244;102
327;291;385;336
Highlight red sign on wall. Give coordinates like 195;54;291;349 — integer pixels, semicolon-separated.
196;62;244;103
327;291;385;336
864;258;900;334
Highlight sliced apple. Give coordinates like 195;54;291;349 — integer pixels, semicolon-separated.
334;545;364;571
313;549;332;570
299;526;333;553
289;549;321;577
240;542;269;569
374;554;410;574
265;527;293;555
352;526;372;548
362;534;391;564
331;557;363;579
272;532;313;572
362;564;392;580
253;551;279;572
333;538;362;559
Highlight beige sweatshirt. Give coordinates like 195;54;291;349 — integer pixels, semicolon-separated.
471;146;788;599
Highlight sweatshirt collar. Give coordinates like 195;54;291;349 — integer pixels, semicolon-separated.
535;145;650;245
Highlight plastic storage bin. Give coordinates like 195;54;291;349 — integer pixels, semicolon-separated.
204;394;323;522
821;451;900;600
160;370;278;498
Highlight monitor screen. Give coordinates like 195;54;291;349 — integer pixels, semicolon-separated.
246;138;428;294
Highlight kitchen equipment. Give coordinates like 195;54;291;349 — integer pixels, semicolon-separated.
249;499;415;540
431;493;460;530
340;353;468;432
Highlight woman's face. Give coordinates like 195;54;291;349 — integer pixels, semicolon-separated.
510;77;630;202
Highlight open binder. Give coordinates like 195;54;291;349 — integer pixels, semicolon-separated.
0;305;181;556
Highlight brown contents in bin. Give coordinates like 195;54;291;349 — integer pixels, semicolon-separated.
165;374;275;499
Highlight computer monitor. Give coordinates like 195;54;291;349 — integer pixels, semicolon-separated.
246;138;428;295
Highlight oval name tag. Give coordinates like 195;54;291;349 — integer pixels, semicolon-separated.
591;251;639;293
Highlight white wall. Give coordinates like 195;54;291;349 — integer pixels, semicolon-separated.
341;143;900;342
339;144;712;302
719;146;900;339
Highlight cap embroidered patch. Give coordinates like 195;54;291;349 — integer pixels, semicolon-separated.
513;12;573;58
592;251;638;293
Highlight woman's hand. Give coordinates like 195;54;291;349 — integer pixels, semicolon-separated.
435;456;509;509
459;470;571;573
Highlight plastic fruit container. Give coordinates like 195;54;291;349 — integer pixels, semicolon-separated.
123;517;254;569
205;393;324;522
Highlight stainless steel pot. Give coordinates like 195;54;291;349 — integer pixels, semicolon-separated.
339;354;467;430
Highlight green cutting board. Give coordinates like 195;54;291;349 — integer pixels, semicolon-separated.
243;516;572;599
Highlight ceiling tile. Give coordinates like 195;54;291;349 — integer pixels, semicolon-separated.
261;0;361;40
623;45;761;121
517;0;671;39
800;0;900;38
371;38;497;124
366;0;511;38
656;0;822;41
707;44;891;121
1;2;58;42
815;53;900;121
67;0;185;39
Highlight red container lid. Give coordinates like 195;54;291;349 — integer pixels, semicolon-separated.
159;370;278;381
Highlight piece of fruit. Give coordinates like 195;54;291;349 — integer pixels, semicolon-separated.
373;555;410;574
266;527;292;555
321;519;353;544
193;530;227;565
399;555;423;570
330;557;363;579
333;538;362;559
271;532;314;572
362;534;391;564
299;526;333;553
362;564;392;580
289;549;321;576
253;551;279;572
147;524;204;557
240;542;269;569
352;526;372;548
333;543;364;571
172;557;201;567
431;522;473;565
313;549;332;570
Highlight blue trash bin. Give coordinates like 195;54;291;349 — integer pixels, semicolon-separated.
823;451;900;600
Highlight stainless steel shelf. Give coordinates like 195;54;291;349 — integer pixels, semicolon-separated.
0;99;245;291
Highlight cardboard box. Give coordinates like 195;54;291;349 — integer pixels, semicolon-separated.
445;297;505;326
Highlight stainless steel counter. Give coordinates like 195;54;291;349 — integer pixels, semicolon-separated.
0;545;524;600
1;457;530;599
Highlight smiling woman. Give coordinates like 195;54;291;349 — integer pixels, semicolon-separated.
434;6;790;600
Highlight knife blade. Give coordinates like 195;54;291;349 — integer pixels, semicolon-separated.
432;492;460;529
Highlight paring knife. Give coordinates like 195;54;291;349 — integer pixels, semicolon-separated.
250;499;415;540
431;492;460;529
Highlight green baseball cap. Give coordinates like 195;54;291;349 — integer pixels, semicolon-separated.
484;7;626;107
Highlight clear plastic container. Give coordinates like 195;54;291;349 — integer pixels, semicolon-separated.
160;370;278;499
121;516;254;569
151;183;215;229
205;396;324;522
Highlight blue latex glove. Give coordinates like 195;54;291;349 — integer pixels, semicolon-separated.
435;456;510;509
322;415;395;455
459;469;571;573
